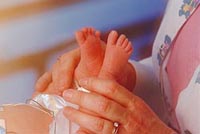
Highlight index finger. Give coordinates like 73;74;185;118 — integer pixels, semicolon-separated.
78;77;134;107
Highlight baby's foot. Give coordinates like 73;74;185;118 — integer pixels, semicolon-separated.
99;31;134;89
75;27;104;80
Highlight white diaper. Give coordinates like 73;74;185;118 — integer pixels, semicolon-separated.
32;80;90;134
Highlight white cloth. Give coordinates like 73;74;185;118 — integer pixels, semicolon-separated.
131;0;200;133
176;66;200;134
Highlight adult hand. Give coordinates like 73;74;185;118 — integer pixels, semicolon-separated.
34;48;80;97
63;77;175;134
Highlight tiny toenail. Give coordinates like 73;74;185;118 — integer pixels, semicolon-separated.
111;30;116;34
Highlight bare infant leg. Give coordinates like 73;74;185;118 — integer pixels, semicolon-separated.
99;31;133;87
75;27;104;80
76;28;135;90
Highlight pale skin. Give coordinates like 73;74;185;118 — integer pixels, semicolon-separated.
34;28;176;134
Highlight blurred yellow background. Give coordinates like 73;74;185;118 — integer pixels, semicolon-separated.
0;0;167;104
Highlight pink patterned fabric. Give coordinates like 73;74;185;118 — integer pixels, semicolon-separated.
167;6;200;107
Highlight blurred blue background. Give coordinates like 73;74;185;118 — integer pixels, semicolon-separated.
0;0;167;104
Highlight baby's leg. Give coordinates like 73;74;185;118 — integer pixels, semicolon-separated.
99;31;133;86
75;27;104;80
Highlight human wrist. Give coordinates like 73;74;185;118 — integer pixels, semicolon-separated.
148;118;177;134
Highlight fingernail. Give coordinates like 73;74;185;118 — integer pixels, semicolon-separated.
79;78;88;86
63;89;74;100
